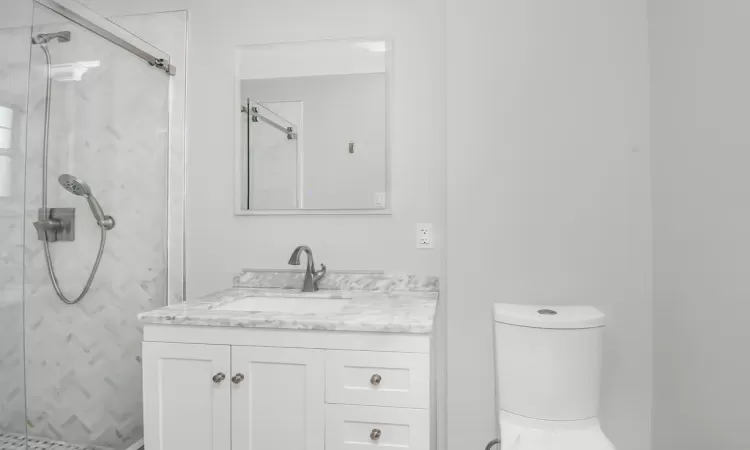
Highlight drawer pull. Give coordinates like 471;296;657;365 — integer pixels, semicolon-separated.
212;372;226;383
232;373;245;384
370;374;382;386
370;429;382;441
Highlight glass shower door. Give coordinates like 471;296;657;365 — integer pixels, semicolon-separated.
0;3;33;449
23;1;171;449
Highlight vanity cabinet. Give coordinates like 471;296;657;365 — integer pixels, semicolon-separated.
142;327;432;450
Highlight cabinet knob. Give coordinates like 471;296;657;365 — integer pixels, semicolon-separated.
232;373;245;384
370;429;382;441
370;374;382;386
212;372;226;383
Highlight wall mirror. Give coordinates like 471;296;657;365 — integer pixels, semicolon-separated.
234;38;392;215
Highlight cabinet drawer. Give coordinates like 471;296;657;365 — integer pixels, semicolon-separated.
325;404;429;450
325;350;429;409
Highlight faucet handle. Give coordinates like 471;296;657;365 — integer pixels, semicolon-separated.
312;264;327;290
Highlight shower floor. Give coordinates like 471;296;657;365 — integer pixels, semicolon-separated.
0;433;106;450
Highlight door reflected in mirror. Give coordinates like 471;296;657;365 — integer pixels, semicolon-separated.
235;39;391;214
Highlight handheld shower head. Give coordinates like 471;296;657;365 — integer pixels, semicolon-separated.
59;174;92;197
58;174;114;229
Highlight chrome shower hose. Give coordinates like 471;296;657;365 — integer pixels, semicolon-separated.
38;42;108;305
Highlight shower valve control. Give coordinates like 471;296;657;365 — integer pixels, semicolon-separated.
34;208;75;242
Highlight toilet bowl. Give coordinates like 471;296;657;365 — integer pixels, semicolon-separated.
493;304;615;450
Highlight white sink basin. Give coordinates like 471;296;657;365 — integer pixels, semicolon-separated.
215;296;349;314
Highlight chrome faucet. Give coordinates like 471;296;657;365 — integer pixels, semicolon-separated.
288;246;327;292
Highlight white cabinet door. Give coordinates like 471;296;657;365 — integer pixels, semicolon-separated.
231;346;325;450
143;342;231;450
325;404;430;450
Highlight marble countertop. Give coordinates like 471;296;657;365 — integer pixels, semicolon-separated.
139;271;439;334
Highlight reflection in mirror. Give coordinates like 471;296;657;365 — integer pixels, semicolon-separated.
235;39;390;214
241;99;301;209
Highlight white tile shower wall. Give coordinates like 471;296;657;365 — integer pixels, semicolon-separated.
21;10;186;449
0;301;25;435
24;36;166;449
0;16;32;437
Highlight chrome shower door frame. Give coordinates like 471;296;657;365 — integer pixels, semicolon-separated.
34;0;176;75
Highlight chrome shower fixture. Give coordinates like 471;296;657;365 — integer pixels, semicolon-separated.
33;173;115;305
58;174;115;230
32;31;71;45
31;30;111;306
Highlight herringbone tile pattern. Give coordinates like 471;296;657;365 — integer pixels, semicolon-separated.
2;10;186;450
20;13;169;450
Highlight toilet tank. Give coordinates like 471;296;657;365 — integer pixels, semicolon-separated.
493;303;606;421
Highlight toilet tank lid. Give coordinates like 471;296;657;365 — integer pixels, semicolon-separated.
493;303;606;329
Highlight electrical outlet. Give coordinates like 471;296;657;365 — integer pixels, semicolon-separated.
416;223;433;249
374;192;386;208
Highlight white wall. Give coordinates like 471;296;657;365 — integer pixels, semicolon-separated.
69;2;660;449
237;39;386;80
649;1;750;448
0;0;32;28
82;0;445;297
445;1;653;449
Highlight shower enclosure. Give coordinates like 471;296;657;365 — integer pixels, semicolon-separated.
0;0;182;449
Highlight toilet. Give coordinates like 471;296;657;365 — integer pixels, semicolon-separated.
492;304;615;449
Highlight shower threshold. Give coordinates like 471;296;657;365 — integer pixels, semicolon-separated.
0;432;142;450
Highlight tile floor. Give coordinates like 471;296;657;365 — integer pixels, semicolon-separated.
0;433;104;450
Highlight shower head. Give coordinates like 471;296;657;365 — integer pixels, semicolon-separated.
32;31;71;45
58;174;113;229
59;174;92;198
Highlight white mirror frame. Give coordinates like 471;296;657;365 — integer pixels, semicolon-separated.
233;37;393;216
